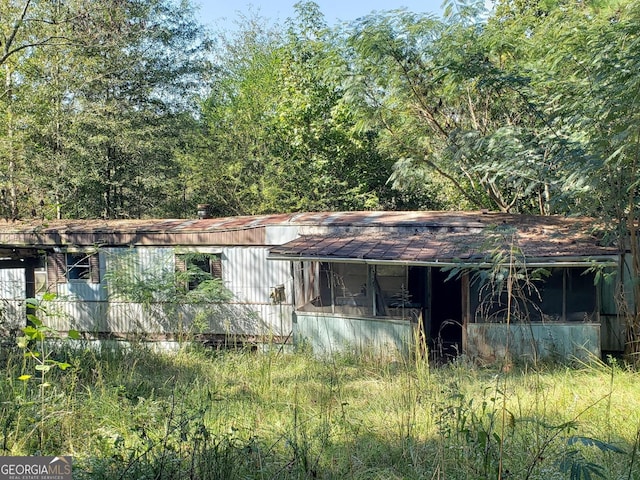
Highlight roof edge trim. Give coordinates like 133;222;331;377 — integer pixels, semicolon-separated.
267;255;619;268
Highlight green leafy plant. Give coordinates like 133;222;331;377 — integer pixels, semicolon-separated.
559;436;626;480
15;293;80;450
17;295;80;383
104;249;233;341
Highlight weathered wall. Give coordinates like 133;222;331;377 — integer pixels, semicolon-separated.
0;246;293;339
0;268;24;330
294;312;416;358
466;323;601;364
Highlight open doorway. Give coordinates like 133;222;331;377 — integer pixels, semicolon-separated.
430;268;462;360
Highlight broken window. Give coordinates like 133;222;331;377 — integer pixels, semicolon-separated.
303;262;422;318
328;262;369;307
46;251;100;286
175;253;222;291
67;253;91;280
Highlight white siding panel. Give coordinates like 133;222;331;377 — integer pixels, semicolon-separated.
0;269;26;330
223;247;292;304
0;246;294;338
265;225;299;245
0;300;24;330
45;301;108;332
103;247;174;292
0;268;24;298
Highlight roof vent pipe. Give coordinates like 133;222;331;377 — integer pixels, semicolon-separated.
197;204;211;219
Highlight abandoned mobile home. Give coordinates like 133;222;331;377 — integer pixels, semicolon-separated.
0;211;627;362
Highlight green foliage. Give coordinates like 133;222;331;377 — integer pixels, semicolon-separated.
104;248;233;339
0;0;212;220
189;2;414;216
1;341;638;477
559;436;627;480
18;294;80;382
0;0;639;220
10;293;80;451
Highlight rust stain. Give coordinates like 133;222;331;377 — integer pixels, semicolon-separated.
0;211;615;260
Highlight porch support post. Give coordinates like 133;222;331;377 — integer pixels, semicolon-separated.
461;272;470;354
24;258;36;326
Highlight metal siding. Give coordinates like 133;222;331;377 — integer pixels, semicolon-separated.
223;247;292;304
0;268;23;298
1;268;28;325
601;314;625;352
103;247;174;284
0;300;24;329
45;300;108;332
265;224;300;245
294;312;414;357
179;303;292;336
104;247;179;333
45;246;293;337
600;265;625;352
221;247;293;335
56;249;111;303
622;253;635;312
466;323;600;363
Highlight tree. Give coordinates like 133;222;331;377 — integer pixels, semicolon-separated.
192;1;409;216
0;0;73;219
188;12;285;217
57;0;212;219
0;0;212;219
340;3;593;214
541;1;640;362
260;1;396;212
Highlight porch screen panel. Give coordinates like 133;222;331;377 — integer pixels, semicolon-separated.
376;265;408;307
317;262;369;310
471;266;598;323
294;261;319;308
332;263;368;307
565;268;597;320
539;269;564;321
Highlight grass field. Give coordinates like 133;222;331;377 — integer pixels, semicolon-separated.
1;338;639;479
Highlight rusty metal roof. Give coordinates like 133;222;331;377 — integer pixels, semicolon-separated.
0;215;294;234
0;211;618;262
268;213;618;264
0;210;605;233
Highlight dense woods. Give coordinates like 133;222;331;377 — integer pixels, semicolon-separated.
0;0;637;298
0;0;623;220
0;0;637;223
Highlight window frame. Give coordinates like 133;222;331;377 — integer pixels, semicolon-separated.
47;250;100;286
175;252;223;291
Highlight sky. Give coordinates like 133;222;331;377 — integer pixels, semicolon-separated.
194;0;444;30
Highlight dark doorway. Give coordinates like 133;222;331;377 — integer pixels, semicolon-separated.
430;268;462;359
408;266;428;308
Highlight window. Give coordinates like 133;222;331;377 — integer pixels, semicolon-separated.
310;262;414;316
67;253;91;280
47;251;100;286
176;253;222;291
33;256;47;294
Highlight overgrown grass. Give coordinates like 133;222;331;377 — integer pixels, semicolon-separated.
1;340;639;479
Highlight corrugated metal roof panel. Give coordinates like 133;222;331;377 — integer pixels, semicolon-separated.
0;211;601;233
0;211;615;256
269;228;617;263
